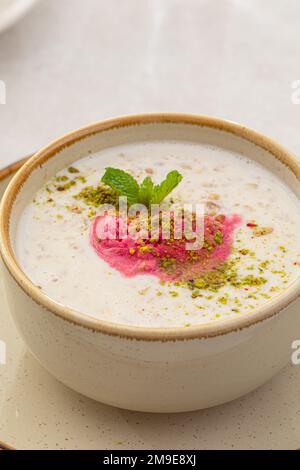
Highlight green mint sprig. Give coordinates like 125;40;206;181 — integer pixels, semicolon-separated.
101;167;182;208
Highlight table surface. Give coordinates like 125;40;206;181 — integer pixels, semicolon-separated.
0;0;300;166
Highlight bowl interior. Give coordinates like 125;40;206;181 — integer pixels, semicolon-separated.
2;115;300;340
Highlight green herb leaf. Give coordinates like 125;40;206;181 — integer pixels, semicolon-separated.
138;176;154;207
214;230;223;245
101;168;140;205
151;170;183;205
101;167;183;208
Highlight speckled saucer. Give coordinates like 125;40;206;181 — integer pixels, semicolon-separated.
0;159;300;450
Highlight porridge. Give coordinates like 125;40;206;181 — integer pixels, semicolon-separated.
15;141;300;327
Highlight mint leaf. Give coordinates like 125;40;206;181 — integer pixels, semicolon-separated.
151;170;183;205
101;168;139;205
138;176;154;207
101;167;183;208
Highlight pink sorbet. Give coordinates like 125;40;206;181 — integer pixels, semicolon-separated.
90;212;241;282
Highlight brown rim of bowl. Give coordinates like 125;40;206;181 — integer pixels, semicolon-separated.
0;113;299;342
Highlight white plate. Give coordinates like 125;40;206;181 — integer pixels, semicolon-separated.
0;0;38;34
0;159;300;450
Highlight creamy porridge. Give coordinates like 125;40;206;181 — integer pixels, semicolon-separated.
15;141;300;327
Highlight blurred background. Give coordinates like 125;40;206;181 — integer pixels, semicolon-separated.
0;0;299;165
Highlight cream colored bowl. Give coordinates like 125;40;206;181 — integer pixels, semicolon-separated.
0;114;300;412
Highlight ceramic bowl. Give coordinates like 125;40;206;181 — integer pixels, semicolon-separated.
0;113;299;412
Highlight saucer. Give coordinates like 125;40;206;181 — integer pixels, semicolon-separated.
0;158;300;450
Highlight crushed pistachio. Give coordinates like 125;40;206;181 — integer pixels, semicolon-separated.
75;183;119;207
191;290;200;299
169;291;179;297
68;166;80;174
270;286;281;292
88;209;96;219
57;180;76;191
159;257;175;271
233;275;267;287
55;175;69;182
218;296;228;305
260;260;270;269
76;176;87;184
214;230;223;245
138;245;152;254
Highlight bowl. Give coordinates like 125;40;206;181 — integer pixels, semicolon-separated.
0;113;299;412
